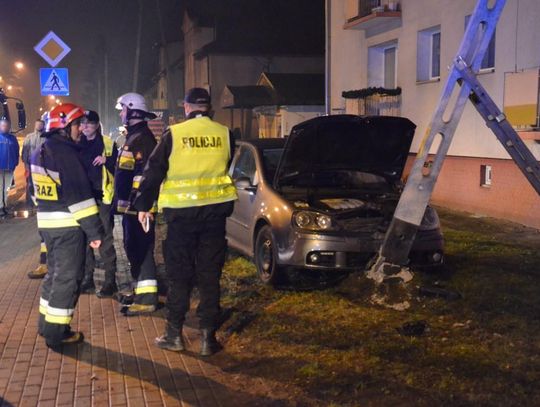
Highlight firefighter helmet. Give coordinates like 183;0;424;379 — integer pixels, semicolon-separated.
115;92;150;112
47;103;86;131
115;92;156;123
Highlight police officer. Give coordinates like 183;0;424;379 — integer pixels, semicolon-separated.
114;93;158;315
133;88;237;356
78;110;119;297
30;103;103;349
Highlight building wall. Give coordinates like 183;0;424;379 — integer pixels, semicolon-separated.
404;154;540;229
150;41;184;122
209;55;324;136
257;105;326;138
280;106;326;137
330;0;540;228
183;13;215;93
331;0;540;158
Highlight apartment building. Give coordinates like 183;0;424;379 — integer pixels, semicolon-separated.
330;0;540;227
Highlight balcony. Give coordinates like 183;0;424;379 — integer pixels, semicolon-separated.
342;87;402;116
344;0;402;37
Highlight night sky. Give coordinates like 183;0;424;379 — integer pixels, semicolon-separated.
0;0;183;132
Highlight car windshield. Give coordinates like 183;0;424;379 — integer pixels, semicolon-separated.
279;169;392;191
261;148;283;182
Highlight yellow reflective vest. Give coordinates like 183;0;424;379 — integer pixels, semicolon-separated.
158;116;237;209
102;136;115;205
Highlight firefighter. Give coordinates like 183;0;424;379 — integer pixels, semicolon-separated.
30;103;103;349
114;93;158;315
133;88;237;356
78;110;119;297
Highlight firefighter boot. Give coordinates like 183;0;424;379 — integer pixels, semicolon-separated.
80;274;95;294
124;303;156;316
155;325;185;352
28;264;47;279
96;282;118;298
200;329;223;357
46;330;85;350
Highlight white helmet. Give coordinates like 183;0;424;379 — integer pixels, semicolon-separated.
115;92;150;112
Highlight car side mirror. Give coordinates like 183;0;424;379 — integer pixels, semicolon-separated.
235;177;257;193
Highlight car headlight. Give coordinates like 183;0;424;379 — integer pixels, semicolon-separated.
419;206;440;231
293;211;336;231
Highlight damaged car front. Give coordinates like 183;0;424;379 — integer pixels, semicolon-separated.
270;115;443;277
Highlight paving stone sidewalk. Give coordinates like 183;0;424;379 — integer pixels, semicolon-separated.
0;173;284;406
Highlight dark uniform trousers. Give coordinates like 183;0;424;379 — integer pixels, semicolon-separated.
123;214;158;305
84;202;117;284
164;216;227;330
39;228;86;343
39;233;47;265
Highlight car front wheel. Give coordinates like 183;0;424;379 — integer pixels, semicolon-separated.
254;225;282;285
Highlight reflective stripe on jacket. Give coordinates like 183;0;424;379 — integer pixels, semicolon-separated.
157;116;237;209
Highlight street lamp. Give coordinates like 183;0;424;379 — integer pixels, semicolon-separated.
7;85;13;91
14;62;24;70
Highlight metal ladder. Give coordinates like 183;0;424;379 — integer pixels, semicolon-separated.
368;0;540;281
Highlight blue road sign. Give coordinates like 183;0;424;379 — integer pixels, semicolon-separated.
40;68;70;96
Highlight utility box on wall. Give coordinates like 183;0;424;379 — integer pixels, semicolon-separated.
503;68;540;130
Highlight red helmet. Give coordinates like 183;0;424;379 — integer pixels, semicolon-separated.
47;103;86;131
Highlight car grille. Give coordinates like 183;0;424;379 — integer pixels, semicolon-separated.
306;251;375;269
338;217;385;233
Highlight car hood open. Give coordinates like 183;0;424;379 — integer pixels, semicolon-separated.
274;115;416;189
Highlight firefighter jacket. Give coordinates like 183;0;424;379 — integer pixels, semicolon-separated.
30;131;103;241
113;121;156;214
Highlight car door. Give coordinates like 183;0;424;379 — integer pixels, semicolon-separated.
227;145;260;254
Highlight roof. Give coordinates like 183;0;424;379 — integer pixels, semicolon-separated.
221;73;325;108
221;86;273;108
261;73;325;106
188;0;325;58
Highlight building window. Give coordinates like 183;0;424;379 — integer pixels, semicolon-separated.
417;25;441;82
480;164;492;187
465;15;495;70
368;40;398;88
431;31;441;78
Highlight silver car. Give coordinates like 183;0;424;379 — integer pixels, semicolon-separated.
226;115;444;285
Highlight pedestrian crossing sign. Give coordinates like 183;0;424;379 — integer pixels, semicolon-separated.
40;68;70;96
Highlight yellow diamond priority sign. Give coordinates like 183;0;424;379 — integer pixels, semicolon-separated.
34;31;71;67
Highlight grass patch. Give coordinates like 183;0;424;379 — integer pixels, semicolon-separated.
216;210;540;406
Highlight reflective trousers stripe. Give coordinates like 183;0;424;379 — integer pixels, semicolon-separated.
45;314;72;324
39;297;48;316
40;242;47;253
134;279;158;295
39;298;73;325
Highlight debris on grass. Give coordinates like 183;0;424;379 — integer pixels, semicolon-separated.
418;285;462;300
